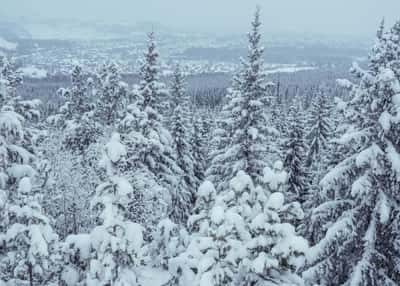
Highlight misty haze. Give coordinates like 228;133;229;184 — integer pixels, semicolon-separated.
0;1;399;286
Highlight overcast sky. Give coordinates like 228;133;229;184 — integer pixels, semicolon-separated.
1;0;400;36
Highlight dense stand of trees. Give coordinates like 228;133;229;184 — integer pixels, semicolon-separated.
0;8;399;286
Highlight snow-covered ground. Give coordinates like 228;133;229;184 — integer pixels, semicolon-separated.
265;65;317;74
18;66;48;79
0;37;17;51
138;267;170;286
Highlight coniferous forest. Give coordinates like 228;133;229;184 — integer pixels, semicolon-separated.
0;3;400;286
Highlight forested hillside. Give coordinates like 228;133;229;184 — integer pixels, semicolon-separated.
0;6;400;286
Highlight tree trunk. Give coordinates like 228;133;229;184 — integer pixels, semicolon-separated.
28;263;33;286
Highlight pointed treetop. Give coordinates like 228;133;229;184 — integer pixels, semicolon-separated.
171;63;186;107
71;65;85;92
71;64;83;81
140;31;160;109
377;17;385;39
148;30;155;45
252;5;262;29
392;19;400;34
248;6;263;54
145;31;158;63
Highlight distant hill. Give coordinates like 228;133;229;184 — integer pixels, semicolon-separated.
0;19;173;40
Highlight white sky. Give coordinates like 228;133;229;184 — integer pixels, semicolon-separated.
1;0;399;36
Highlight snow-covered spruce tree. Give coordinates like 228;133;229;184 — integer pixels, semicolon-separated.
283;106;308;204
170;64;197;216
50;64;101;154
299;91;334;243
190;114;207;185
0;55;38;200
86;134;143;286
170;64;186;110
168;167;307;286
0;56;36;191
306;92;332;173
149;218;189;270
138;32;170;119
188;180;217;232
42;65;101;237
325;96;348;171
0;57;22;103
103;130;168;236
239;166;308;286
369;17;387;75
270;83;287;138
117;36;186;226
199;111;213;163
69;65;93;117
206;68;245;183
304;21;400;285
0;57;40;142
57;134;127;286
96;62;128;127
38;140;98;237
58;233;92;286
164;172;253;286
207;7;274;191
187;176;252;286
0;58;58;286
160;181;218;286
206;100;234;191
0;178;59;286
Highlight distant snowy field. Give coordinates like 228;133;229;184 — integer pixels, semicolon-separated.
265;65;317;74
18;66;48;79
0;37;17;51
